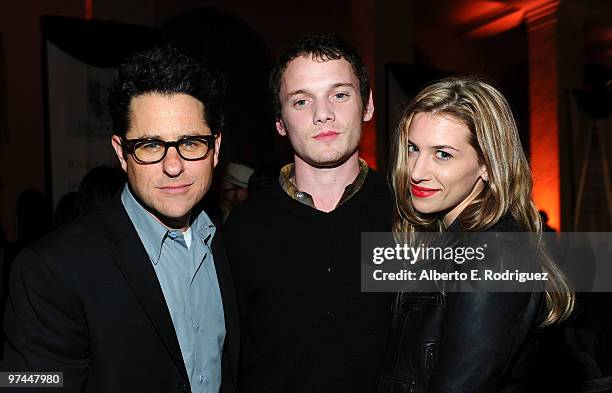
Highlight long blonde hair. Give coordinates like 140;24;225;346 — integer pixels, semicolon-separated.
389;77;573;325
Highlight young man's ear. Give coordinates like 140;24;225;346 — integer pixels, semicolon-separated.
275;118;287;136
111;135;128;172
363;90;374;122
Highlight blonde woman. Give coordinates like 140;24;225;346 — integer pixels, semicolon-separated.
380;77;573;393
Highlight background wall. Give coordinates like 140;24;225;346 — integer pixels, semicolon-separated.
0;0;84;241
0;0;414;240
0;0;611;239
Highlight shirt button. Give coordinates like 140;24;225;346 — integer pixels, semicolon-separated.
199;375;205;384
327;266;332;273
196;325;200;332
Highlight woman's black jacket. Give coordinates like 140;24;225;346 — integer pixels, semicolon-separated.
379;217;544;393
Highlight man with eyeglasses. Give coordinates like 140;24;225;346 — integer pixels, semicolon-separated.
1;46;238;393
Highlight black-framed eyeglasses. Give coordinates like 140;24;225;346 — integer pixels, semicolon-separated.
121;135;218;164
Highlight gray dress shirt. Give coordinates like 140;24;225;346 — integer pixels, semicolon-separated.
121;185;225;393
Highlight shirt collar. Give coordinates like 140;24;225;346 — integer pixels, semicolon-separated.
190;206;216;250
120;185;216;264
279;158;369;209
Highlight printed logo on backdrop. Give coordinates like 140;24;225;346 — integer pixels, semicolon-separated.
81;76;113;137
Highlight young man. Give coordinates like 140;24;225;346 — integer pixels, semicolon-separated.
1;47;238;393
224;36;393;393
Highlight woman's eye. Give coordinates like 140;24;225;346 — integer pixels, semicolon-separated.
407;144;418;153
436;150;453;160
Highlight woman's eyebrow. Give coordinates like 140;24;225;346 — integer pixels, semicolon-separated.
407;140;459;152
432;144;459;152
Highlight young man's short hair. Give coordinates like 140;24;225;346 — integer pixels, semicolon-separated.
269;36;370;119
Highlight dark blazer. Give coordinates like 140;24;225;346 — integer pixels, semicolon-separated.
0;198;239;393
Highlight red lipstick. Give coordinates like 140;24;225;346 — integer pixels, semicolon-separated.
411;184;439;198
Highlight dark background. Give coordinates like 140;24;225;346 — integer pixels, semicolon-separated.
0;0;611;240
0;1;611;391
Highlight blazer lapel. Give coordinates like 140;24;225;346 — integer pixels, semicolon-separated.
104;200;189;381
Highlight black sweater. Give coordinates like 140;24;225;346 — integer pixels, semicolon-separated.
224;170;394;393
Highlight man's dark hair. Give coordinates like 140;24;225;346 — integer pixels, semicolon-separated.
269;36;370;119
109;46;225;137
